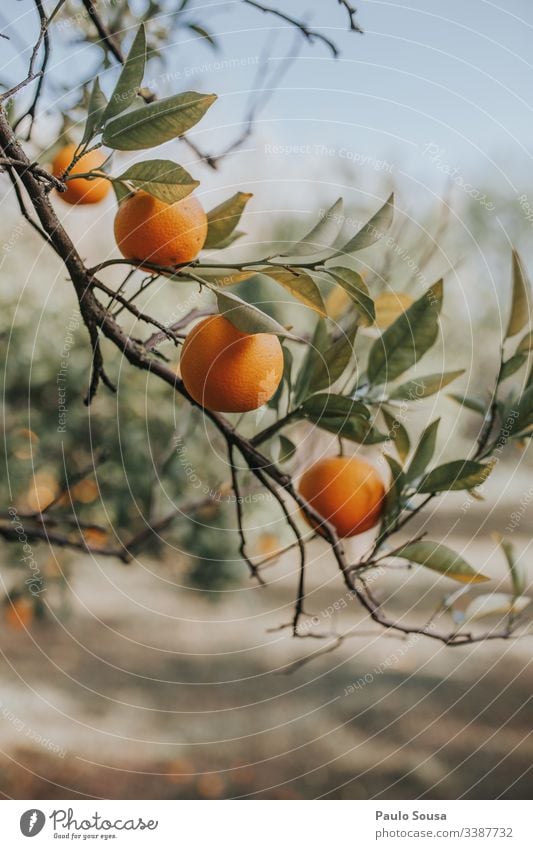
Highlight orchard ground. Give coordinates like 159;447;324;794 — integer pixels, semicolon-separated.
0;481;531;800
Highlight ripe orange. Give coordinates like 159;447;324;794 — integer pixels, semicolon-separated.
180;314;284;413
52;143;110;205
114;190;208;267
4;597;33;630
298;456;385;538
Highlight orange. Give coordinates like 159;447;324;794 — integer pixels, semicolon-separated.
114;190;207;267
52;143;110;205
298;456;385;538
180;314;284;413
4;597;33;630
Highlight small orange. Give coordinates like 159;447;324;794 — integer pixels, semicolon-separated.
52;142;110;205
114;190;207;267
180;314;284;413
298;456;385;538
4;597;34;630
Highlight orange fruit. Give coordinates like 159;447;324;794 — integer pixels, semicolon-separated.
298;456;385;538
180;314;284;413
52;143;110;205
4;597;33;630
114;190;207;267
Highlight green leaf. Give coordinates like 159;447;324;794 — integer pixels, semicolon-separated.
492;534;524;597
395;541;489;584
115;159;199;203
447;393;486;414
204;192;253;249
367;280;443;386
268;346;293;412
279;198;344;257
382;408;410;462
293;319;329;404
308;322;358;393
261;268;326;316
500;354;526;381
81;77;108;144
515;384;533;433
332;192;394;255
112;181;131;204
102;24;146;123
103;91;217;151
278;435;296;463
215;289;293;337
327;267;375;326
389;369;464;401
301;394;384;444
465;593;531;620
301;393;371;421
506;250;531;338
406;419;440;483
188;22;218;47
377;454;405;540
418;459;493;493
516;329;533;354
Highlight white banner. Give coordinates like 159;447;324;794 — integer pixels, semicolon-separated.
0;800;530;847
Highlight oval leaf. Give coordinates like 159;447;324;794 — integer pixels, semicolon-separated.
328;267;375;325
396;540;489;584
116;159;199;203
382;408;410;462
406;419;439;482
204;192;253;249
103;91;217;150
332;193;394;255
278;198;344;257
102;24;146;123
389;370;464;401
262;268;326;316
367;280;443;386
81;77;108;144
215;289;293;337
417;459;493;493
506;250;531;338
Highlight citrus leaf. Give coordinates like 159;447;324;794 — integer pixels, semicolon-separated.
447;393;486;414
406;419;439;483
261;268;326;316
382;408;410;462
301;393;371;420
465;593;531;621
278;198;344;257
102;24;146;123
268;346;293;412
293;319;329;404
516;329;533;354
188;22;218;47
278;435;296;463
308;322;358;393
115;159;199;203
500;354;526;381
417;459;493;493
102;91;217;150
327;267;375;325
377;454;405;540
332;192;394;255
514;384;533;433
112;181;131;204
215;289;293;337
389;370;464;401
506;250;531;338
492;533;524;596
204;192;253;249
367;280;443;386
375;292;413;329
81;77;108;144
396;541;490;584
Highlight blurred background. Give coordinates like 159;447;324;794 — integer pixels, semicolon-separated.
0;0;532;799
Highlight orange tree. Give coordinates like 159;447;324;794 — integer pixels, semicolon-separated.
0;2;532;648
